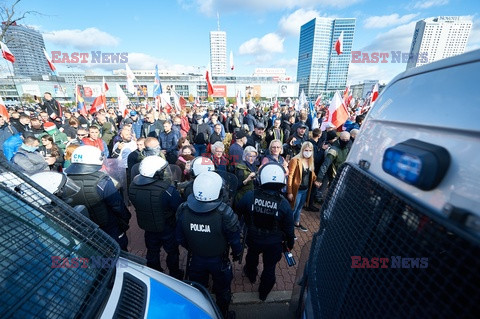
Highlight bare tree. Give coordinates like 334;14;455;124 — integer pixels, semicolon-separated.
0;0;41;42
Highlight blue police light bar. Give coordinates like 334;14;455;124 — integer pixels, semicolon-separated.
382;139;450;191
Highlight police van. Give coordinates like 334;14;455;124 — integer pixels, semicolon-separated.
0;161;221;318
298;49;480;318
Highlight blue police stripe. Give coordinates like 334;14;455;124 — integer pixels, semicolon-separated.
147;278;212;319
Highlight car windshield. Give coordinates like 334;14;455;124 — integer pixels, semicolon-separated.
0;165;119;318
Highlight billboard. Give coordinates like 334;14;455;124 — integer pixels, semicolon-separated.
212;85;227;97
278;84;296;97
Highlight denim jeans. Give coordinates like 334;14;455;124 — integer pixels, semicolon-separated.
292;188;308;224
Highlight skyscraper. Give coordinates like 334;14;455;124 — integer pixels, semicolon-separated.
3;23;51;77
210;31;227;76
297;17;355;98
406;16;472;69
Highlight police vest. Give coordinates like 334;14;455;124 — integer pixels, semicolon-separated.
129;179;172;232
181;202;228;257
250;189;281;232
68;171;110;227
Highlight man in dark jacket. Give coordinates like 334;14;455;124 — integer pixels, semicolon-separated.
36;92;63;126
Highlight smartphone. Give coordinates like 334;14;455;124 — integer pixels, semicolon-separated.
34;95;37;100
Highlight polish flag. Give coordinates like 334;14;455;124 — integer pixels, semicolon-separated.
172;90;187;112
335;31;344;55
371;83;379;103
0;41;15;63
161;93;173;113
0;95;9;120
43;48;56;71
322;91;349;129
315;94;323;107
273;97;279;111
102;77;109;93
206;68;214;96
230;51;234;71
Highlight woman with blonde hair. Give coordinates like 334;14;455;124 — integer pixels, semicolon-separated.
287;141;320;232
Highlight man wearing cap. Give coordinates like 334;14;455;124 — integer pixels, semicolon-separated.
129;110;143;139
66;145;131;250
43;121;69;151
289;123;309;156
246;122;268;157
12;135;49;175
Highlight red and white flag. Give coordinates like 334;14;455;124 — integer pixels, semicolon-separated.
321;91;349;129
0;41;15;63
206;68;214;96
125;64;136;94
0;95;9;120
230;51;234;71
102;77;109;93
315;94;323;107
371;83;379;103
43;48;56;71
161;93;173;113
116;84;130;117
171;90;187;112
90;95;106;114
335;31;344;55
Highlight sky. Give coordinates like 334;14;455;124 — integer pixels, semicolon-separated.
8;0;480;85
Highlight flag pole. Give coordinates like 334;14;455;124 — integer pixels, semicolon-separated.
4;61;24;108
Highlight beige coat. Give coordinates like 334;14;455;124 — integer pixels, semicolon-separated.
287;158;316;209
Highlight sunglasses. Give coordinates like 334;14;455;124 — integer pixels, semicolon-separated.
77;134;88;137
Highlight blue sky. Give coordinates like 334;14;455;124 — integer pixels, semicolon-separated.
13;0;480;84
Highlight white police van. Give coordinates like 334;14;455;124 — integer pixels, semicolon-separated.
298;49;480;318
0;163;221;318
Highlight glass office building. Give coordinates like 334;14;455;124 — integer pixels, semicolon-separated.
297;17;355;98
3;24;51;77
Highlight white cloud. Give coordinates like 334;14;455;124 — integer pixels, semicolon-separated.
278;9;321;36
43;28;119;50
364;13;419;29
275;58;298;68
466;19;480;52
239;33;284;55
347;63;401;85
186;0;360;16
362;21;417;52
413;0;448;9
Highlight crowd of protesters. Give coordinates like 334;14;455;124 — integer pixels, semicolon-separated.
0;91;364;309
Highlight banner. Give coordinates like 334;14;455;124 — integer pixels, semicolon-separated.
212;85;227;97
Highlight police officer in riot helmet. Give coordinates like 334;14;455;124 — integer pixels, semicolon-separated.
65;145;131;251
180;156;215;200
29;171;89;217
176;171;241;319
236;163;295;301
128;156;184;279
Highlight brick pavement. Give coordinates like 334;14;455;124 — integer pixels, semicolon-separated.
126;205;320;295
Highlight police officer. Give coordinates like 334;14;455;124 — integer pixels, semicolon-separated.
176;172;241;319
128;156;184;279
65;145;131;251
180;156;215;200
236;163;295;301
